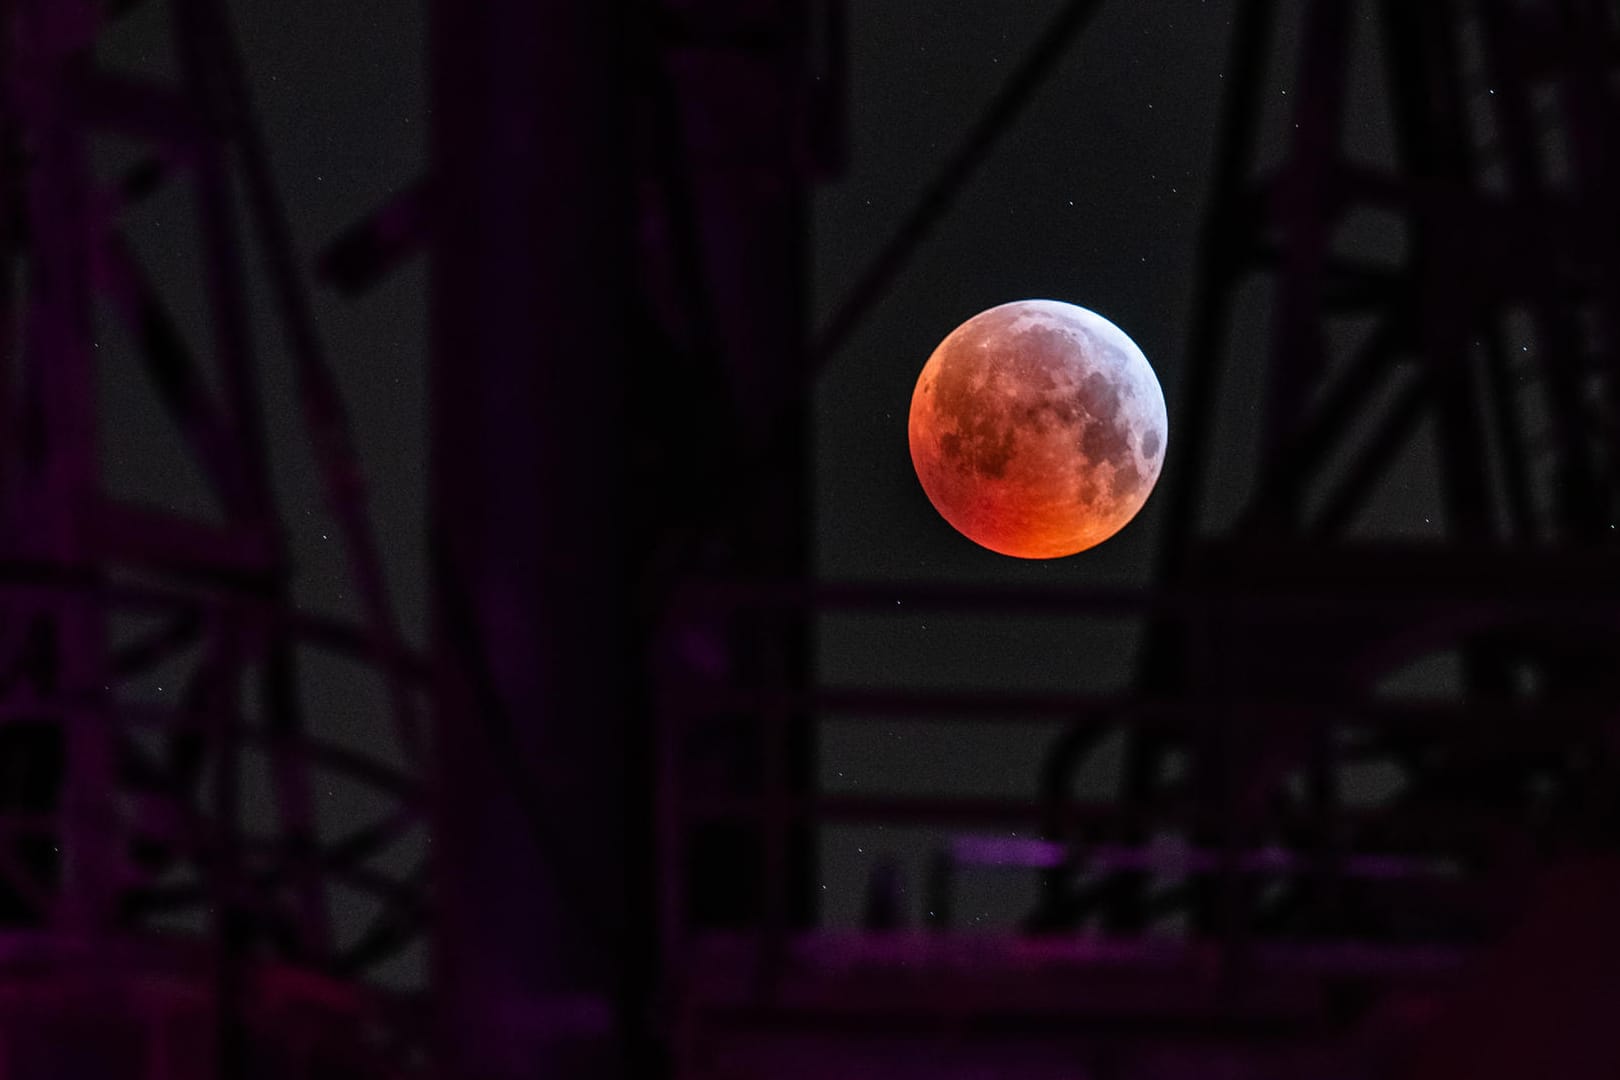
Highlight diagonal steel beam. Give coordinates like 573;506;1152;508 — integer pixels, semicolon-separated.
811;0;1106;369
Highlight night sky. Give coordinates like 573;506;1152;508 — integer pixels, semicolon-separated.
811;1;1431;925
94;0;429;983
97;0;428;645
816;1;1233;926
90;1;1431;941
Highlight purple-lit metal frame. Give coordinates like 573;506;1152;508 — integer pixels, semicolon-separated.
1;0;427;1073
657;0;1620;1077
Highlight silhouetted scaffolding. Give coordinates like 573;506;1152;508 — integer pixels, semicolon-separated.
662;1;1620;1077
8;0;1618;1076
0;0;428;1073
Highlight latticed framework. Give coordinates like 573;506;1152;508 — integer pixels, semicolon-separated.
1038;0;1620;945
663;1;1620;1076
0;0;428;1072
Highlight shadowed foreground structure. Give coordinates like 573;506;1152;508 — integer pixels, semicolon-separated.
664;1;1620;1077
2;0;1618;1077
0;0;428;1074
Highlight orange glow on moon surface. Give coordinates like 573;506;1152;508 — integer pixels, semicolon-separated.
908;299;1168;559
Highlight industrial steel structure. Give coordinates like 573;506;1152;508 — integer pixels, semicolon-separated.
663;1;1620;1077
0;0;428;1074
2;0;1617;1077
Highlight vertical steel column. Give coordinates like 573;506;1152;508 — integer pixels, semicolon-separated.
13;0;116;940
430;1;635;1078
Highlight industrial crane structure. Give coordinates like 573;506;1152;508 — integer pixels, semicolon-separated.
2;0;1616;1077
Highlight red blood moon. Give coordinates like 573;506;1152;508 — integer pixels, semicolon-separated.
908;299;1168;559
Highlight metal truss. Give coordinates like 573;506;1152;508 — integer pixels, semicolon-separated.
660;0;1620;1077
1052;0;1620;947
0;0;428;1073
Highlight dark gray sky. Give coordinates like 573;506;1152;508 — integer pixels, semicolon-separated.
814;1;1231;589
94;0;1253;935
94;0;429;984
809;1;1437;926
812;1;1236;926
89;1;1428;938
98;0;428;645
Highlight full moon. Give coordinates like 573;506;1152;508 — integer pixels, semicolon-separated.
908;299;1168;559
